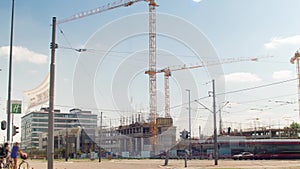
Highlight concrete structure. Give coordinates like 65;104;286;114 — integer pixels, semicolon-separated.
109;117;176;157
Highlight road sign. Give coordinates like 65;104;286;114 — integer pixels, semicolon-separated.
11;100;22;114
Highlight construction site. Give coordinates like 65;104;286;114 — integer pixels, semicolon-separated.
2;1;300;169
48;0;300;160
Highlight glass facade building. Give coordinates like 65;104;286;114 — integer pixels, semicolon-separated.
21;108;97;152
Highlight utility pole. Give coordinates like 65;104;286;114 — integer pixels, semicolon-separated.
212;79;218;165
7;0;15;143
48;16;57;169
219;106;222;135
65;124;69;161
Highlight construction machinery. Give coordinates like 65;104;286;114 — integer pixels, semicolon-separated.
149;56;269;118
57;0;158;123
290;51;300;118
57;0;159;153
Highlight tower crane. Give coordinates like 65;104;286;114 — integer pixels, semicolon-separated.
57;0;159;152
57;0;158;123
290;51;300;119
153;56;270;118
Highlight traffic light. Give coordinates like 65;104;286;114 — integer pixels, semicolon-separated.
180;130;189;139
186;131;190;139
1;121;6;130
13;125;19;136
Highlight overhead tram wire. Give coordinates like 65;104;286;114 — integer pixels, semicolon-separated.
56;27;116;110
44;79;297;119
218;78;297;96
57;46;275;60
54;104;147;114
56;28;287;114
57;46;203;58
57;26;74;50
167;78;298;112
66;74;296;115
235;93;297;105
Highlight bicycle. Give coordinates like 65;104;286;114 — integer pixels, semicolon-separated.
0;156;11;169
9;157;29;169
17;158;29;169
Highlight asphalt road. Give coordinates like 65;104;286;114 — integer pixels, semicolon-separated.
27;159;300;169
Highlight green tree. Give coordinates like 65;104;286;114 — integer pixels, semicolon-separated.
290;122;300;138
290;122;300;129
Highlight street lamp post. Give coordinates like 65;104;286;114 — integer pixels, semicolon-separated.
211;80;218;165
186;89;191;158
7;0;15;143
99;112;103;162
48;16;57;169
65;120;69;162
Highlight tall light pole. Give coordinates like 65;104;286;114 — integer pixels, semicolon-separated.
65;120;69;162
186;89;191;157
99;112;103;162
48;17;57;169
7;0;15;143
212;79;218;165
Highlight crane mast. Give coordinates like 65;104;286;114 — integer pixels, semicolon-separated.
164;69;171;118
290;51;300;119
148;0;158;122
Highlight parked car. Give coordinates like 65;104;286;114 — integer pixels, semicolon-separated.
232;152;254;160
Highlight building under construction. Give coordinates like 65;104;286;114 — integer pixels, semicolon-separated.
98;116;176;158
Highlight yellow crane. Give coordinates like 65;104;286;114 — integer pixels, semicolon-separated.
290;51;300;118
150;56;270;118
57;0;158;124
57;0;159;154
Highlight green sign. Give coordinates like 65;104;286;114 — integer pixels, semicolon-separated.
11;100;22;114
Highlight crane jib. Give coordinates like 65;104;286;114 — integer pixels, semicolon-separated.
56;0;148;25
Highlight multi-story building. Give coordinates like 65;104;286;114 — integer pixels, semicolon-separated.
21;108;97;153
97;117;176;158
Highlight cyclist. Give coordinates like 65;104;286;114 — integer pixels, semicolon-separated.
4;142;10;165
11;142;21;169
0;144;6;167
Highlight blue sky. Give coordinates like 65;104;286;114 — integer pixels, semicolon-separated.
1;0;300;139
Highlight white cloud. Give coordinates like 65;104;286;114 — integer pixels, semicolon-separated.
272;70;293;80
0;46;48;64
193;0;202;2
225;72;262;83
264;35;300;49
